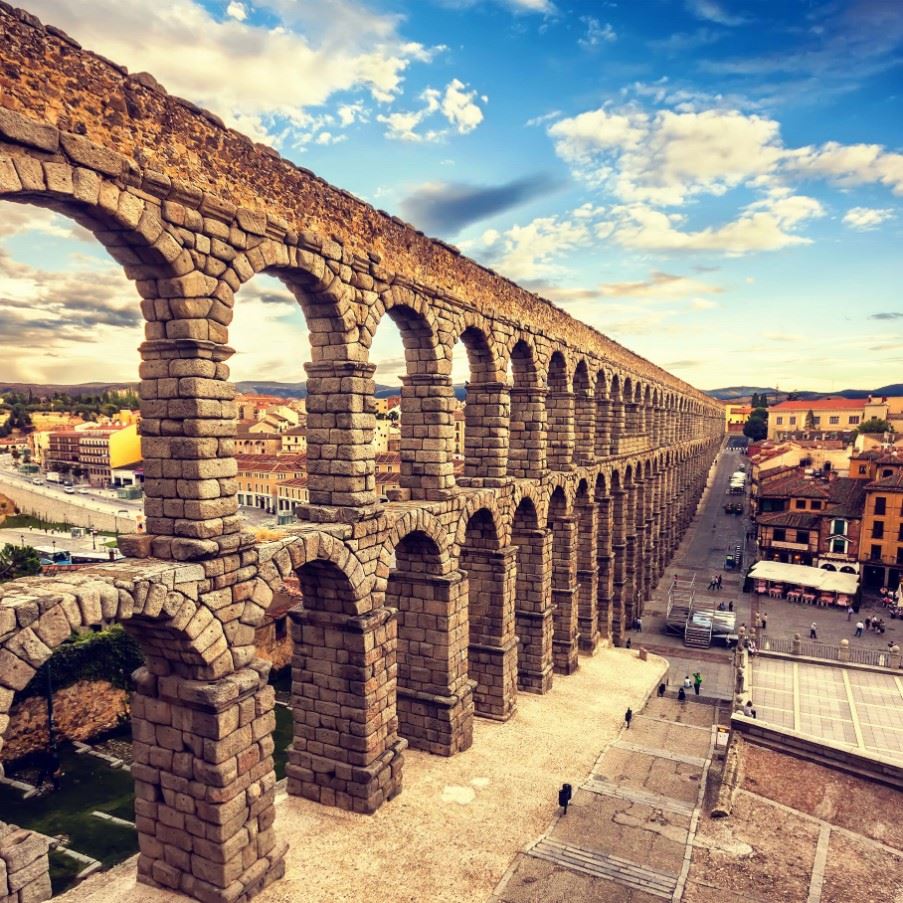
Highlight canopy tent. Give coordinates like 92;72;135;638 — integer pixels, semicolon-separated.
748;560;859;595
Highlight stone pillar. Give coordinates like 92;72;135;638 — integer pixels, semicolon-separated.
131;664;286;903
302;360;378;512
462;546;518;721
623;485;639;628
138;337;240;562
573;385;594;465
390;570;475;756
596;494;613;643
399;373;455;501
460;381;510;485
286;606;404;813
507;386;546;478
610;489;627;644
625;402;639;437
0;823;50;903
549;514;580;673
595;393;612;458
546;390;575;470
576;503;599;653
512;526;554;693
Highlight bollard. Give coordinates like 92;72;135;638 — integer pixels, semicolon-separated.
838;638;850;662
791;633;801;656
890;645;901;670
638;647;648;661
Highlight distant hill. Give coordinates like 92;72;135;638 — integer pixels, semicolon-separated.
0;381;137;397
235;380;468;400
706;384;903;403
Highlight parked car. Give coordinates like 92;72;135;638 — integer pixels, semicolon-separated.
31;478;43;485
64;486;76;494
77;487;89;494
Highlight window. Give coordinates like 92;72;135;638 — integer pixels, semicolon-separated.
811;500;822;510
849;416;860;425
870;544;882;560
773;528;786;541
898;524;903;542
795;499;806;509
897;548;903;566
831;538;847;554
882;469;893;478
789;416;797;425
795;530;810;544
875;497;887;515
813;416;821;425
776;416;784;425
832;519;847;536
829;416;839;425
858;465;867;474
872;521;884;539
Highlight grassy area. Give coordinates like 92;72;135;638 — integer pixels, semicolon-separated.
48;849;84;896
2;513;116;537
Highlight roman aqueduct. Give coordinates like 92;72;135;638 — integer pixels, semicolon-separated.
0;7;723;902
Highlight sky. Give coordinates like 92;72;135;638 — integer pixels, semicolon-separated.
1;0;902;394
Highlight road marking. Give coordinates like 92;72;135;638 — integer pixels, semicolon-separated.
807;824;831;903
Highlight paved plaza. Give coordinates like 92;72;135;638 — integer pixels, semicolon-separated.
749;656;903;764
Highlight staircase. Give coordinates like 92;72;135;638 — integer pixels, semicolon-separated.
684;619;712;648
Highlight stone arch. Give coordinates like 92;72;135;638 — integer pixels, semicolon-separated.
378;508;454;583
595;470;614;642
454;322;508;483
545;350;574;470
453;490;504;553
506;336;545;477
460;506;517;720
572;358;594;465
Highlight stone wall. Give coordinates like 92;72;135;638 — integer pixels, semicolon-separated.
0;822;51;903
1;678;129;762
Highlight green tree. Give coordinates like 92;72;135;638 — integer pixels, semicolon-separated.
858;418;891;434
0;543;42;582
743;417;768;441
805;409;816;430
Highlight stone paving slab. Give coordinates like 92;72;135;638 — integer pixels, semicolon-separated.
597;746;705;806
494;854;664;903
612;739;708;768
549;789;690;875
641;697;720;728
583;773;695;817
627;715;715;758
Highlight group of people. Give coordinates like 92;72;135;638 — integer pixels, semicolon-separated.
716;600;735;612
650;671;703;706
708;574;723;591
854;616;887;637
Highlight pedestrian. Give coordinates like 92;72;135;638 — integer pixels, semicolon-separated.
625;707;633;729
683;674;692;690
855;620;864;638
677;686;686;702
625;637;632;649
635;616;643;632
742;699;757;719
761;612;768;631
847;605;853;622
717;574;722;590
728;600;734;612
657;681;666;698
693;672;702;696
865;616;872;630
810;622;817;640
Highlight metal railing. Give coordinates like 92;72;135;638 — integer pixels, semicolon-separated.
761;635;901;670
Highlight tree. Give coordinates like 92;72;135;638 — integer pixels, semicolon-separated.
743;416;768;441
0;543;42;582
10;446;19;463
805;409;816;430
858;418;891;434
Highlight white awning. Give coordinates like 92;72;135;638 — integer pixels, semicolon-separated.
748;560;859;595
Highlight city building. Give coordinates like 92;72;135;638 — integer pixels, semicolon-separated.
748;438;853;479
723;403;751;433
280;425;307;455
453;407;466;456
44;423;141;486
235;454;307;513
767;397;865;440
235;421;282;455
854;449;903;590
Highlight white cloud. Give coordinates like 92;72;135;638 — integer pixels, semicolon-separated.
579;17;617;49
598;270;723;300
842;207;896;230
24;0;441;147
465;214;591;282
441;79;485;135
690;297;718;310
686;0;748;26
378;79;485;142
225;1;247;22
788;143;903;195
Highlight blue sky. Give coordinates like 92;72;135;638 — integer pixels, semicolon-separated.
1;0;901;392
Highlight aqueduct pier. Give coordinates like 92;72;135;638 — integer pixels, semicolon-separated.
0;7;723;902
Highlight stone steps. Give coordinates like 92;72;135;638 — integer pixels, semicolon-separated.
527;836;678;899
583;773;695;817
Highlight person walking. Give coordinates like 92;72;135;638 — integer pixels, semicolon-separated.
847;605;854;622
761;611;768;631
624;707;633;729
677;686;686;702
657;682;667;698
855;620;864;638
728;600;734;612
692;672;702;696
716;574;722;590
810;621;817;640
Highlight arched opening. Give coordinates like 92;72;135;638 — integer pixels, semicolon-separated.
368;300;451;500
228;271;314;521
572;360;594;465
609;468;627;643
510;496;553;693
623;376;636;440
385;530;473;755
594;370;612;458
547;486;579;673
287;557;403;812
575;480;599;652
461;508;517;719
545;352;573;470
454;326;507;485
507;339;544;478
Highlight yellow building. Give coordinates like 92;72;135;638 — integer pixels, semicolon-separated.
768;398;865;440
108;423;141;469
858;452;903;591
236;455;307;513
29;412;85;431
